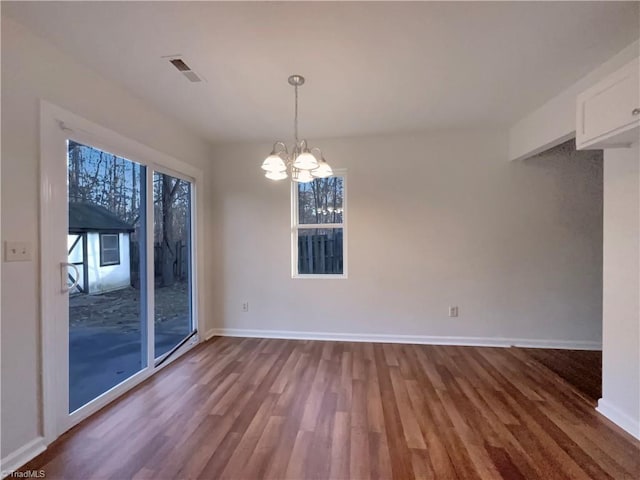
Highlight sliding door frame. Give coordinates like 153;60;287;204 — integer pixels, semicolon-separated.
39;101;205;444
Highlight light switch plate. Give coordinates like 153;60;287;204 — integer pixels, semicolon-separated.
5;241;32;262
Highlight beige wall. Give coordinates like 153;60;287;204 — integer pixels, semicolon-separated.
600;144;640;438
210;133;603;346
1;17;213;459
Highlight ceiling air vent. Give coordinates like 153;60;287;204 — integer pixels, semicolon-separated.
167;57;203;83
170;58;191;72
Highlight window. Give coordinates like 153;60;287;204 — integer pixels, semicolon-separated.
99;233;120;266
292;173;346;277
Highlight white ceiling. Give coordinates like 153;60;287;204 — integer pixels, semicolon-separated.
3;1;639;143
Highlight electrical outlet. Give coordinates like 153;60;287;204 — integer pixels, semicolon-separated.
448;306;459;318
241;302;249;312
4;241;32;262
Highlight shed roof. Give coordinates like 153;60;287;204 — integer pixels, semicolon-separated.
69;203;134;233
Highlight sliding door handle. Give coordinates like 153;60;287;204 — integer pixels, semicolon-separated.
61;262;80;293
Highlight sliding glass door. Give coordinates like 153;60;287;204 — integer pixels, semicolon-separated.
67;141;148;413
153;172;195;360
62;139;195;418
41;103;202;442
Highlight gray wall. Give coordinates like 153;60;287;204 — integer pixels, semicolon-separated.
210;133;603;345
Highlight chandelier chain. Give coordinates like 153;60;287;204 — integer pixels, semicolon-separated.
294;84;299;144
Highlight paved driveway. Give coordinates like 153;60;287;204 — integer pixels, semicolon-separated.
68;284;192;412
69;317;190;412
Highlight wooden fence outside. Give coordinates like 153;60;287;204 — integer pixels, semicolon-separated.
298;231;343;275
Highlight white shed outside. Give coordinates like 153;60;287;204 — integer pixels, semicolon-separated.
68;203;134;295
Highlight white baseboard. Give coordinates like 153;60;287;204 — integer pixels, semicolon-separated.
0;436;46;476
204;328;217;341
509;338;602;350
207;328;602;350
597;398;640;440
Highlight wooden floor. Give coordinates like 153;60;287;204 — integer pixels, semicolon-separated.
516;348;602;404
22;337;639;479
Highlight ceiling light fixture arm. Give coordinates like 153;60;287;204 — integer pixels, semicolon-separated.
271;141;289;156
310;147;324;159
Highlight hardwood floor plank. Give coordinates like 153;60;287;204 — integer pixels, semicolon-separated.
284;430;314;479
485;444;527;480
410;448;435;479
219;394;279;479
176;414;235;479
17;337;640;480
264;349;321;479
365;358;385;434
404;379;459;478
373;344;416;479
328;411;350;480
368;431;393;480
388;367;427;449
349;379;371;480
349;426;371;480
305;390;337;480
241;415;287;480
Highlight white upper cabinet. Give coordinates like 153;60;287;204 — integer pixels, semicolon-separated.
576;57;639;150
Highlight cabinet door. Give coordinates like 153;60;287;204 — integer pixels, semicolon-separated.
577;58;639;149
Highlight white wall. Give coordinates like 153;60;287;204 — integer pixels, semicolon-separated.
210;132;603;347
508;40;639;161
598;143;640;439
1;16;213;462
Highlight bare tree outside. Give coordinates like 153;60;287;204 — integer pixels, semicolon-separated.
68;141;142;225
297;177;344;224
154;173;191;288
153;171;192;358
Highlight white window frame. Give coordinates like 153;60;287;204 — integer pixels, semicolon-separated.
39;101;205;444
291;170;347;279
99;233;121;266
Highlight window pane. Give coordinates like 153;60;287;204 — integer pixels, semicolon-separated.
101;234;119;250
67;140;146;413
153;172;194;359
101;249;120;265
298;177;344;225
297;228;343;275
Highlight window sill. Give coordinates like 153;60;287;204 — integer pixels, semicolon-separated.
292;274;348;280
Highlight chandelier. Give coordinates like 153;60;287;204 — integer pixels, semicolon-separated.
261;75;333;182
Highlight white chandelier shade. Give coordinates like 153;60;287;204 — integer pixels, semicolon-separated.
265;170;288;180
261;154;286;172
261;75;333;183
291;168;314;183
292;150;319;170
311;153;333;178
